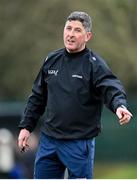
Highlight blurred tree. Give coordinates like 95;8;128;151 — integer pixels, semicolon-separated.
0;0;137;100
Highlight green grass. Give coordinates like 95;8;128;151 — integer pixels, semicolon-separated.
94;162;137;179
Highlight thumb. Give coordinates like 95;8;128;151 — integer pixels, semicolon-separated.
23;136;29;147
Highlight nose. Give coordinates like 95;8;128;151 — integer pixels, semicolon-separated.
68;30;75;37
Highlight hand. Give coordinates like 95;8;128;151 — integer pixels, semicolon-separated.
116;107;133;125
18;128;31;152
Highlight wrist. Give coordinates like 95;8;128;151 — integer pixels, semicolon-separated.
119;105;127;109
20;127;31;133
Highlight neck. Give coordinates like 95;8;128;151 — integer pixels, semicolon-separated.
66;47;86;54
64;47;88;57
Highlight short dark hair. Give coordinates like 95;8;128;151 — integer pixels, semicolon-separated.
66;11;92;32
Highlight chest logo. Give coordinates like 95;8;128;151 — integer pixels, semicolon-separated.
48;69;58;76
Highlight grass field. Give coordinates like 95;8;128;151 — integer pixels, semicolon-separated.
94;163;137;179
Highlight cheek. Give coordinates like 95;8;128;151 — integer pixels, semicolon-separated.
76;35;86;44
63;30;66;37
64;33;69;43
64;29;69;37
63;33;67;43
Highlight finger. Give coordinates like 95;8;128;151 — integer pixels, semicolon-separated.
119;115;131;125
22;139;28;148
125;111;133;117
120;119;130;125
22;137;29;150
18;136;28;151
121;109;133;117
22;138;27;147
18;137;24;150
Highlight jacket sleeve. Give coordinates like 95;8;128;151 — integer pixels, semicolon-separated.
18;63;47;132
92;54;127;113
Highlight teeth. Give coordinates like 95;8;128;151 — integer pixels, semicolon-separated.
68;40;74;42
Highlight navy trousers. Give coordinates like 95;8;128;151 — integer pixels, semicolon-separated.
34;132;95;179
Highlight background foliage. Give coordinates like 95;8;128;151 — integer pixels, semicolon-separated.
0;0;137;101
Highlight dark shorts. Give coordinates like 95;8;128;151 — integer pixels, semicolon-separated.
34;132;95;179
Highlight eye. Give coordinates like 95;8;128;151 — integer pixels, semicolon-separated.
66;26;72;31
75;28;81;32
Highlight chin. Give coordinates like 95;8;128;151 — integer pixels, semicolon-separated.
66;47;76;52
67;49;77;53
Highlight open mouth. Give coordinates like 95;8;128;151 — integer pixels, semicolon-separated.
67;39;75;44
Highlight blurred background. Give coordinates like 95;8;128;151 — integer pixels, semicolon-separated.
0;0;137;178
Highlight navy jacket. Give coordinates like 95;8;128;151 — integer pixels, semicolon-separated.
19;48;127;139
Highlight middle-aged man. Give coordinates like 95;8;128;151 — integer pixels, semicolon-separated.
18;11;132;179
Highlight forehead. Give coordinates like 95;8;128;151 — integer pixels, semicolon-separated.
65;20;84;29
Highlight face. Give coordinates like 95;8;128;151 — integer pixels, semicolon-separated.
63;20;92;53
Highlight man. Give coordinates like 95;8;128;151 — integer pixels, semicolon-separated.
18;11;132;179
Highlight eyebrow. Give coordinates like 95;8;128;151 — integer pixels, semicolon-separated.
65;25;82;30
75;27;82;30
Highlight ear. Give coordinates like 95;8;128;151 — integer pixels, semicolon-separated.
85;32;92;42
